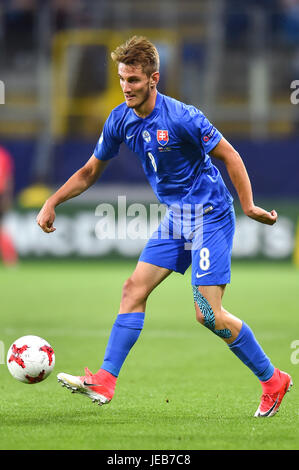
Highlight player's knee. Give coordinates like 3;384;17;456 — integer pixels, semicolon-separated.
121;277;149;306
195;303;205;325
192;286;232;339
121;277;137;301
193;286;211;325
194;302;223;327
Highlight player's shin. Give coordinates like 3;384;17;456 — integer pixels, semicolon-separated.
98;312;145;381
192;286;275;383
228;322;275;382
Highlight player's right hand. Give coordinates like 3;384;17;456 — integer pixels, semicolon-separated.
36;201;56;233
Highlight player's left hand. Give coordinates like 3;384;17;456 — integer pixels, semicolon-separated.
245;206;278;225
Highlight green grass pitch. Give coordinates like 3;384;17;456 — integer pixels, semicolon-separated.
0;260;298;450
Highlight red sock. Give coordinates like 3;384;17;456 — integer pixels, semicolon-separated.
0;229;18;266
260;368;280;394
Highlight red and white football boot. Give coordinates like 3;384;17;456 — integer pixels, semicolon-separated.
57;367;116;406
254;369;293;417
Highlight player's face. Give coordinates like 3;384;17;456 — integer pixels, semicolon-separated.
118;63;153;110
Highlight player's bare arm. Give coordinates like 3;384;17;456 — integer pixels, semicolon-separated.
37;155;108;233
210;137;277;225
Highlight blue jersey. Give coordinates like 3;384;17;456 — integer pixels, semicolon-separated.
94;92;233;213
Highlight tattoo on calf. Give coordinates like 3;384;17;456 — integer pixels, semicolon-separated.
192;286;232;339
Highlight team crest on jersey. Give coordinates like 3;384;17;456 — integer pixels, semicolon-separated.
142;130;151;142
157;130;169;146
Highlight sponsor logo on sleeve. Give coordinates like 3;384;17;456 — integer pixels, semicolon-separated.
202;127;216;143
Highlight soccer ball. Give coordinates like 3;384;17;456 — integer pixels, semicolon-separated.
7;335;55;384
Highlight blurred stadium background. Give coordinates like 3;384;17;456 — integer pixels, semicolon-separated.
1;2;299;451
0;0;299;263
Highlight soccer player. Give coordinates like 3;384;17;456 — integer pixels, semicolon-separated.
37;36;292;417
0;146;18;266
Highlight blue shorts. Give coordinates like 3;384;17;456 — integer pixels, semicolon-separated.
139;205;235;286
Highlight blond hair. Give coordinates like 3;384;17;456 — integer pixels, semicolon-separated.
111;36;160;77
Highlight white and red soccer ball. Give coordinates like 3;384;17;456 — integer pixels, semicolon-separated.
7;335;55;384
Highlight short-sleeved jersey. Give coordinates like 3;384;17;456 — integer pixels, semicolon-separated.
0;147;13;193
94;92;233;213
